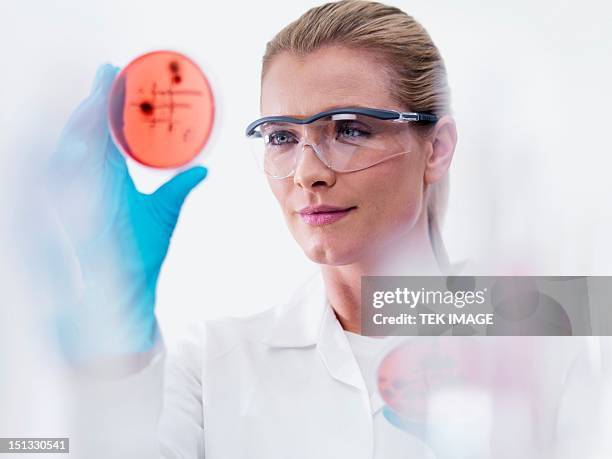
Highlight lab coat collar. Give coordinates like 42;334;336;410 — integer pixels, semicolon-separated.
317;300;367;391
259;270;367;392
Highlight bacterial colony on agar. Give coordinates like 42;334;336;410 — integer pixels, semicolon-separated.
108;50;215;168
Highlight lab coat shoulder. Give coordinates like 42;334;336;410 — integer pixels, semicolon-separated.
200;271;326;359
199;304;282;360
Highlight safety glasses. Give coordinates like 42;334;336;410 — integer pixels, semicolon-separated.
245;107;438;179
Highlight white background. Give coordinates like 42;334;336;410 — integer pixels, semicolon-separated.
2;0;612;348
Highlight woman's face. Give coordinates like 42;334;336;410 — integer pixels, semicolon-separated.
261;46;447;266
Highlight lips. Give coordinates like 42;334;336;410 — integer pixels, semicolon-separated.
298;204;356;214
298;205;357;225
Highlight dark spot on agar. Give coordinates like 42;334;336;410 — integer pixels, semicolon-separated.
169;61;180;73
140;101;154;115
173;75;182;84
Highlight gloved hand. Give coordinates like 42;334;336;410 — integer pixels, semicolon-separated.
47;64;208;363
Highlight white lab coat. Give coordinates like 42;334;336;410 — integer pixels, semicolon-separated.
94;271;609;459
158;271;381;458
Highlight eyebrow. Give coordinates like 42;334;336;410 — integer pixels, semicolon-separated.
260;114;358;127
269;104;377;119
259;121;295;129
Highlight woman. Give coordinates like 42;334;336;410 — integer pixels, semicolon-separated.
49;1;574;458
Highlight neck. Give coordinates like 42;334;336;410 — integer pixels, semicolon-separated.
321;217;441;334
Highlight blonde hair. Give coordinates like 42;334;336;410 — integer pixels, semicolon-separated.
262;0;452;272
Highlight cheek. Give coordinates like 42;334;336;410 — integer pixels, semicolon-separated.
267;178;290;209
365;158;425;232
267;179;301;234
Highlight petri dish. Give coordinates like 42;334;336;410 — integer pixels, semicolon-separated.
377;338;490;422
108;50;215;168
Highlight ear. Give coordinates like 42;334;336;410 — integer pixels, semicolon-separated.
424;115;457;185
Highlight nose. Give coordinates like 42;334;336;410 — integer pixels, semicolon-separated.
293;143;336;189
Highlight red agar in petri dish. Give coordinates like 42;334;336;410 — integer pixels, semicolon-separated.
108;50;215;168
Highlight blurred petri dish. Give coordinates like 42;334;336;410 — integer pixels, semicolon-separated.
377;338;490;422
108;50;215;168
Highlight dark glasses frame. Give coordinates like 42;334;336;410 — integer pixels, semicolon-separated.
245;107;438;138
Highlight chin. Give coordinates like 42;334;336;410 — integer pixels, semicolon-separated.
300;237;362;266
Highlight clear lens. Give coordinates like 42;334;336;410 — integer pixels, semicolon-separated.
248;113;413;178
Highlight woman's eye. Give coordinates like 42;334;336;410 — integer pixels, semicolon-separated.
267;131;297;146
337;122;371;139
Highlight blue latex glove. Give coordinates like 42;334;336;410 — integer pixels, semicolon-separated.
47;64;207;363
